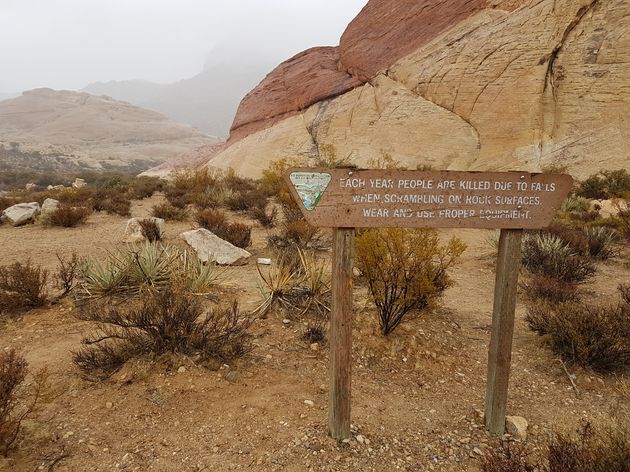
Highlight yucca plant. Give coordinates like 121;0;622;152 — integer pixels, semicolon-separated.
252;252;301;317
177;250;222;294
293;249;330;318
79;256;130;298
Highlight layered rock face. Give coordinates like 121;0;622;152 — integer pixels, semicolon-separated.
208;0;629;179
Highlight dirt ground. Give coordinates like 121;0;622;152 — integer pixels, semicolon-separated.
1;195;629;471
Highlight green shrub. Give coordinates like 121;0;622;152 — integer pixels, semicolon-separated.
73;287;253;377
576;169;630;200
521;234;595;283
561;196;591;213
356;228;466;335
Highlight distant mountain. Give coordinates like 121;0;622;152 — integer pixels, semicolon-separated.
83;62;271;137
0;92;18;102
0;88;220;174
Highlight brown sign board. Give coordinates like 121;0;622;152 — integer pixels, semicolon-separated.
285;168;573;229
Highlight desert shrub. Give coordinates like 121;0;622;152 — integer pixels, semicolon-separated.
268;220;323;250
195;208;228;234
73;287;252;377
482;440;534;472
0;350;46;456
521;234;595;283
521;275;579;304
151;202;188;221
138;218;163;243
576;169;630;200
525;298;630;373
224;222;252;248
77;244;220;300
367;152;405;170
226;189;268;213
223;170;256;194
45;205;92;227
91;189;132;217
356;228;466;335
541;163;569;174
561;195;591;213
302;322;326;344
249;206;277;228
0;196;16;214
129;176;163;199
547;419;630;472
276;188;305;224
55;252;79;297
0;261;48;315
544;223;617;260
253;252;300;317
620;284;630;305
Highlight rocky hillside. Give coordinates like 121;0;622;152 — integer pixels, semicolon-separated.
0;88;220;173
199;0;628;179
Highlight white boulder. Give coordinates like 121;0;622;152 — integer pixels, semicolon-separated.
505;416;528;440
1;202;41;226
72;178;87;189
124;217;165;242
181;228;251;266
40;198;60;216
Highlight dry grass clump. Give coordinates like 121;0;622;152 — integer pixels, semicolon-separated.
481;441;534;472
151;202;188;221
544;223;618;260
45;205;92;227
249;206;277;228
0;261;48;315
195;208;252;248
128;176;163;199
521;233;595;283
268;220;324;250
525;288;630;373
91;189;132;217
0;349;48;456
138;218;163;243
356;228;466;336
55;252;80;297
73;287;253;377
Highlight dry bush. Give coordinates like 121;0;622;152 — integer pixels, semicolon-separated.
151;202;188;221
620;284;630;305
525;297;630;373
73;287;253;377
302;321;326;344
547;418;630;472
195;208;228;233
55;252;79;297
138;218;163;243
482;440;535;472
0;349;48;456
0;261;48;315
129;176;163;199
356;228;466;335
521;275;579;304
249;206;277;228
521;233;595;283
224;222;252;249
268;220;323;250
259;158;300;197
226;189;268;213
45;205;92;227
276;189;305;224
561;195;591;213
91;189;132;217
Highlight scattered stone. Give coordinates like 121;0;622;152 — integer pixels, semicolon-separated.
304;400;314;407
356;434;365;444
257;258;272;265
223;371;239;383
506;416;528;440
72;178;87;189
473;447;484;456
310;343;319;351
124;217;165;243
177;366;187;374
282;319;291;325
180;229;251;266
1;202;40;226
25;182;37;190
40;198;60;217
105;402;113;409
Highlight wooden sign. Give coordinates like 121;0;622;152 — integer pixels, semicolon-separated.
284;167;573;441
286;168;572;229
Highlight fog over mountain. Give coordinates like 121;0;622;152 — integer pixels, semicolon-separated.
1;1;367;137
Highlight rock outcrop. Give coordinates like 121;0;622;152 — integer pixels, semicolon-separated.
204;0;629;180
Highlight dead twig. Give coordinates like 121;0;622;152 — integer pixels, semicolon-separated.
559;358;581;399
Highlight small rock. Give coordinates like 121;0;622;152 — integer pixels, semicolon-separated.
177;366;187;374
282;319;291;325
257;258;272;265
505;416;528;440
356;435;365;444
105;402;113;409
473;447;484;456
223;371;239;383
310;343;319;351
304;400;314;407
72;178;87;189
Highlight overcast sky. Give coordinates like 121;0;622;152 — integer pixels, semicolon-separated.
0;0;367;93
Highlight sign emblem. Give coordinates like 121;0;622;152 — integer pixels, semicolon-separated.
289;171;332;210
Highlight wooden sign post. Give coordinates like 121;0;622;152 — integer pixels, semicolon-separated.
285;168;572;440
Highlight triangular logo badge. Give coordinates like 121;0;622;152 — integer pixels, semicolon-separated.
290;171;332;211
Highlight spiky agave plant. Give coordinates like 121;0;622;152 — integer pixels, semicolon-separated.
293;249;330;318
252;251;301;317
177;249;222;295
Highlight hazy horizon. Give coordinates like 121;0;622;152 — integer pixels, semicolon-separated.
0;0;366;94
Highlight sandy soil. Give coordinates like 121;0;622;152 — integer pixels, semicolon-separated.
1;196;629;471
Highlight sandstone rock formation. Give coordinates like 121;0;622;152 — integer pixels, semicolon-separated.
181;229;251;266
203;0;629;180
0;88;220;173
40;198;60;217
140;142;226;179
